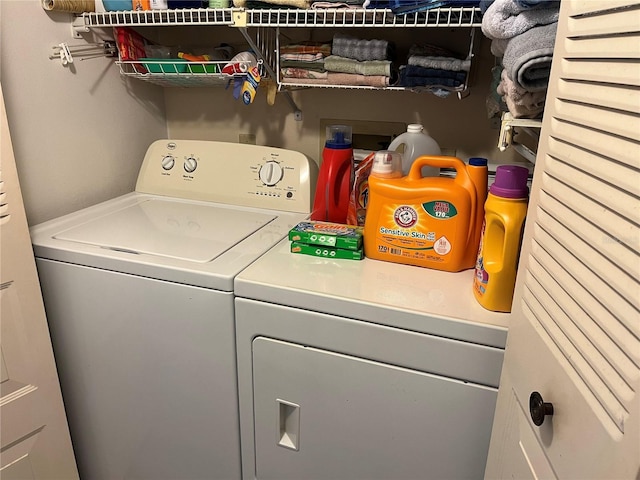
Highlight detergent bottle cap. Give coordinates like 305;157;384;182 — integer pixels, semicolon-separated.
469;157;488;167
490;165;529;198
407;124;424;133
371;150;402;177
325;125;353;150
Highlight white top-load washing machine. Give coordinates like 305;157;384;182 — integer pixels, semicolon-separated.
234;241;510;479
30;140;317;480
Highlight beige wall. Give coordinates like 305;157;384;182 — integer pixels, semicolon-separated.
1;3;523;227
164;28;522;167
0;0;166;226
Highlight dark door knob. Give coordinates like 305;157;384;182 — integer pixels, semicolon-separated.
530;391;554;426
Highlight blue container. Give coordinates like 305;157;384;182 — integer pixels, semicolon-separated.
103;0;133;10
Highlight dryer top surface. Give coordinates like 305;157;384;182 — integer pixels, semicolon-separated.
235;240;510;348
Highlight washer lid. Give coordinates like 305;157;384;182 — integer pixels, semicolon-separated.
53;198;276;263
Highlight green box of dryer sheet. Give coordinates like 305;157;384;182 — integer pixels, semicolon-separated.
288;221;364;251
290;241;364;260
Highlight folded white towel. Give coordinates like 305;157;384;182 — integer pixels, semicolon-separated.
497;68;546;109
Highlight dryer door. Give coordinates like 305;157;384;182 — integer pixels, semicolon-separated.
252;337;497;480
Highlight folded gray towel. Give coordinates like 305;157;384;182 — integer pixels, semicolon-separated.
408;55;471;72
332;33;392;61
502;21;557;91
491;38;509;57
481;0;559;39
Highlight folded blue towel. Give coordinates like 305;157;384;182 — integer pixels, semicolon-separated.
479;0;494;13
398;65;466;87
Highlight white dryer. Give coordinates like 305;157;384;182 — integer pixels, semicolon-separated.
30;140;317;480
234;241;510;479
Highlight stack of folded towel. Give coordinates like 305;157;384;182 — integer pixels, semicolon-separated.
481;0;560;118
279;42;332;84
398;43;470;92
319;33;395;87
279;35;394;87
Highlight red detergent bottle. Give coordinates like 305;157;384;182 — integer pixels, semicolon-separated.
311;125;354;223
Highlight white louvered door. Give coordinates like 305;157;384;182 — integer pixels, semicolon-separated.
485;1;640;478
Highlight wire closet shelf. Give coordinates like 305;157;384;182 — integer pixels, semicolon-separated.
84;6;480;90
79;6;482;28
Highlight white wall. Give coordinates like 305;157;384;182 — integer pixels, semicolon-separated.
0;0;167;226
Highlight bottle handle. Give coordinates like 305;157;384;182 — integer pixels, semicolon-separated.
482;215;504;276
326;156;338;215
408;156;477;248
324;150;352;222
406;155;462;179
387;138;405;152
498;214;524;272
483;210;525;279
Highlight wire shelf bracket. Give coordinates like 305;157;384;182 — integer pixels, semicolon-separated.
498;112;542;164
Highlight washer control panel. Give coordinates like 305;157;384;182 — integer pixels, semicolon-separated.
135;140;318;214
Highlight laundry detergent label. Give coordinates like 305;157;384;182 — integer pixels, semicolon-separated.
422;201;458;219
473;220;488;297
374;202;459;263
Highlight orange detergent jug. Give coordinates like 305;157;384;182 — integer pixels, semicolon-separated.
363;155;487;272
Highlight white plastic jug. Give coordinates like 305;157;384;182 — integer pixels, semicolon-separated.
388;124;441;177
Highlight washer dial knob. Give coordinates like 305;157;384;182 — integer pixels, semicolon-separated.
184;157;198;173
259;161;283;186
161;155;175;170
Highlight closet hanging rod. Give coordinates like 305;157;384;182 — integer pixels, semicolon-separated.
50;41;117;65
